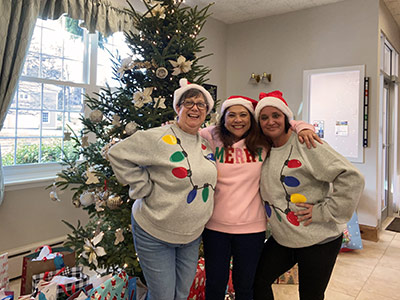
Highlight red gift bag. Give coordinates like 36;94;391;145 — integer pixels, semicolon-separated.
187;258;205;300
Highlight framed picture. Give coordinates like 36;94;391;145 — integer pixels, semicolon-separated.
203;84;217;101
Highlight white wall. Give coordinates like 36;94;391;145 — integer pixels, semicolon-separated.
225;0;380;227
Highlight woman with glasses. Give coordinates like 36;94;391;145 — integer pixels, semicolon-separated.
199;95;319;300
253;90;364;300
108;78;217;300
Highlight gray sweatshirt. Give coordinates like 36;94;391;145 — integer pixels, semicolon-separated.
260;132;365;248
108;124;217;244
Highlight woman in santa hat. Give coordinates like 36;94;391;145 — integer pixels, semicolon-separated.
253;91;364;300
199;95;319;300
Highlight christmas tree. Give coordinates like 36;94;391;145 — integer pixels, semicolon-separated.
51;0;215;281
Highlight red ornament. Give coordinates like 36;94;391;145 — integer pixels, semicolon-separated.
201;144;207;150
172;167;188;178
287;159;302;168
287;211;299;226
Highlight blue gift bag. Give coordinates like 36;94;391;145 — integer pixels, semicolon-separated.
341;212;363;251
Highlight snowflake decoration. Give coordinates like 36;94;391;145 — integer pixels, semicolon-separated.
153;97;166;109
63;132;71;141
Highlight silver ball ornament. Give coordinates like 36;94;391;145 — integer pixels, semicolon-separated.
80;191;95;206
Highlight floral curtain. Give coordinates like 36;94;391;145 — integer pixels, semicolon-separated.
0;0;134;206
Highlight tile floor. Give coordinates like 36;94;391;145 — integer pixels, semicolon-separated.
7;217;400;299
272;217;400;300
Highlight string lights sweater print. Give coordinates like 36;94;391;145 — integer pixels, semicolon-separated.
108;124;217;244
260;132;364;248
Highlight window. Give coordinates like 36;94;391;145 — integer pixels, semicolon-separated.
0;15;129;184
42;112;49;124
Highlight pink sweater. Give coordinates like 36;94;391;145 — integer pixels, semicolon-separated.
200;121;314;234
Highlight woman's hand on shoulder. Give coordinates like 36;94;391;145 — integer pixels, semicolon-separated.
298;129;322;149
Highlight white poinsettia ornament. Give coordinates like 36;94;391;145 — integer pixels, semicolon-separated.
145;1;166;19
117;56;133;79
133;87;153;108
169;55;192;75
82;231;106;267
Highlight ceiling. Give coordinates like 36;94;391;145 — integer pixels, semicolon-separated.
123;0;400;28
184;0;345;24
383;0;400;28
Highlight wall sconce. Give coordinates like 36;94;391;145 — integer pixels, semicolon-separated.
250;72;272;83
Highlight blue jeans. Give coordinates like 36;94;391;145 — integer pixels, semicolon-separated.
203;228;266;300
131;215;201;300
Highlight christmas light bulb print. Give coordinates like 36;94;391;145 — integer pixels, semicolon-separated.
166;128;215;204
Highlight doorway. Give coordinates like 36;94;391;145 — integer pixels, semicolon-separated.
381;81;390;221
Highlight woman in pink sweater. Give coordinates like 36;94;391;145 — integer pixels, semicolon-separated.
200;96;319;300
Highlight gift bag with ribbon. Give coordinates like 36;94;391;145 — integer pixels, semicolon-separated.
127;277;147;300
88;271;129;300
21;246;75;296
187;257;205;300
0;253;9;290
32;266;89;299
0;290;14;300
341;212;363;252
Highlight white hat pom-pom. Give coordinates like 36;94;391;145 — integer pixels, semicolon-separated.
179;78;188;87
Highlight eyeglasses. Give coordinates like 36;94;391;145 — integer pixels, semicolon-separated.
182;101;208;110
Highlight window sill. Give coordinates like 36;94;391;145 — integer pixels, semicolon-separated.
5;176;56;191
4;163;61;191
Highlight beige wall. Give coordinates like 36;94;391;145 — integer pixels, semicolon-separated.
200;17;229;106
224;0;380;227
0;184;89;252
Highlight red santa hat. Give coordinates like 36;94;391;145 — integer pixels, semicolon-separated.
255;90;293;121
173;78;214;114
220;95;258;116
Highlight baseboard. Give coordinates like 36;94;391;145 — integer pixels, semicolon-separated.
359;224;379;242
